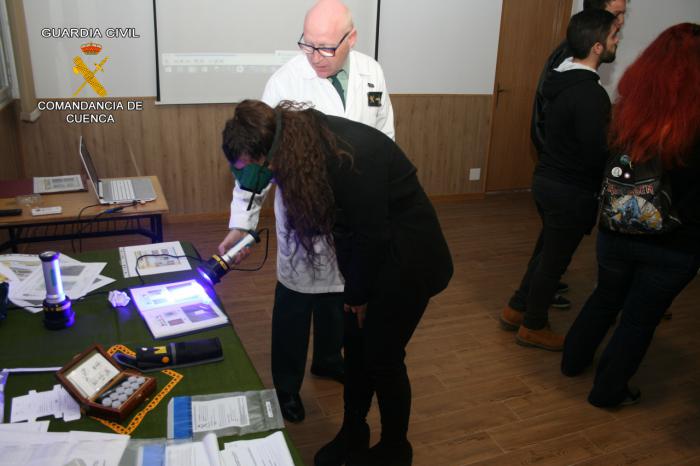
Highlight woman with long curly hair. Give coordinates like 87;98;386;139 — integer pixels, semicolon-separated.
561;23;700;408
221;100;452;466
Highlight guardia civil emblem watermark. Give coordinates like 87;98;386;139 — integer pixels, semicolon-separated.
37;27;144;123
72;42;109;97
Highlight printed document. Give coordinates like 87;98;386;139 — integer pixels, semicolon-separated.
119;241;191;278
192;396;250;433
130;279;228;339
221;431;295;466
33;175;84;194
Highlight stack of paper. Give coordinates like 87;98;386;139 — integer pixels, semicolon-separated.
0;430;129;466
0;253;114;313
134;432;294;466
221;431;295;466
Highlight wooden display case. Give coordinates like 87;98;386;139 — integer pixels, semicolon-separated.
56;344;156;421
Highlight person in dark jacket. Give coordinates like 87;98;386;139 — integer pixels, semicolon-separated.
221;99;453;466
508;0;628;317
500;9;620;350
561;23;700;408
531;0;626;155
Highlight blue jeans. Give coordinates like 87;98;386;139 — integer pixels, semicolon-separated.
562;229;700;407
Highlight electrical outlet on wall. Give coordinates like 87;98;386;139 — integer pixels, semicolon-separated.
469;168;481;181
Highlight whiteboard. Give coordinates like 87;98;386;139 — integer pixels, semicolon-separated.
154;0;377;104
22;0;376;101
24;0;156;98
377;0;503;94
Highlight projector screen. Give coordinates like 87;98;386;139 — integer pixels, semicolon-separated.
154;0;378;104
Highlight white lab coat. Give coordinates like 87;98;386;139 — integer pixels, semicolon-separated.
228;50;395;293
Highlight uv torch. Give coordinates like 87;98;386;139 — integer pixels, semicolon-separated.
197;230;261;285
40;251;75;330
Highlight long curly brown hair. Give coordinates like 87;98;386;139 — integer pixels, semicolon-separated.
221;99;351;268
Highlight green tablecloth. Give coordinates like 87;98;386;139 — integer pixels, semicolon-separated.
0;243;304;465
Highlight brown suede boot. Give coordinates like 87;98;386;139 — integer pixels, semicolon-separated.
499;306;524;331
516;324;564;351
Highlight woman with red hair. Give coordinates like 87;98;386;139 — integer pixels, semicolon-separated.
561;23;700;407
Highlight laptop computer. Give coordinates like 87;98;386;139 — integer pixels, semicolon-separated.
79;136;157;204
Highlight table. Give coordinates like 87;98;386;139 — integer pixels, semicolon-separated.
0;243;304;464
0;176;169;252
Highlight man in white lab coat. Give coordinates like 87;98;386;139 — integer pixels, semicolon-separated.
218;0;394;424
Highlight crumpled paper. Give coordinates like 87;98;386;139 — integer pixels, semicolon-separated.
108;290;131;308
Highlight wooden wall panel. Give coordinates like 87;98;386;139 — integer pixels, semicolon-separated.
0;101;23;180
16;98;237;215
392;94;492;195
12;94;492;215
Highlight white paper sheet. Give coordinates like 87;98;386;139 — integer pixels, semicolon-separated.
10;385;80;423
33;175;84;194
0;420;50;432
221;431;294;466
165;433;220;466
0;263;19;284
0;253;113;313
0;254;41;280
119;241;191;278
12;262;105;302
0;430;129;466
192;396;250;433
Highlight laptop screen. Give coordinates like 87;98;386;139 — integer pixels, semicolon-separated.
79;136;101;193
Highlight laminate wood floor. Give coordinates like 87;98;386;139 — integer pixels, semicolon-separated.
21;192;700;465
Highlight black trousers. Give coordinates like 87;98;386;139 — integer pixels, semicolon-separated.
509;176;597;329
342;260;429;443
271;282;344;394
562;230;700;406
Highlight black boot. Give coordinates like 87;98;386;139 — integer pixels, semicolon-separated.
347;439;413;466
314;420;370;466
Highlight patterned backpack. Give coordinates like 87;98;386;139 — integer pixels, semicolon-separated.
599;153;682;234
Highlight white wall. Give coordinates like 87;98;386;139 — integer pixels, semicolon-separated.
571;0;700;98
377;0;503;94
18;0;700;99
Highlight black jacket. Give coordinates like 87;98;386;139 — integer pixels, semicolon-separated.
320;113;453;306
534;67;611;192
531;41;572;155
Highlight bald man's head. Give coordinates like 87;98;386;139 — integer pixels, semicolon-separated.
300;0;356;78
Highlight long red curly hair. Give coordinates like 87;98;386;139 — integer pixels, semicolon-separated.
609;23;700;166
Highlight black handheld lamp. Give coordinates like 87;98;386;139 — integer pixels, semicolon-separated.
40;251;75;330
197;230;261;285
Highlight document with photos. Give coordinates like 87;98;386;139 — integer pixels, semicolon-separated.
130;279;228;339
119;241;191;278
33;175;85;193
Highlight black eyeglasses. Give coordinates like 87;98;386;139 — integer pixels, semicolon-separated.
297;30;351;58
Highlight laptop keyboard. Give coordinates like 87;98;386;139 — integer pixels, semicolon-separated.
111;179;135;201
